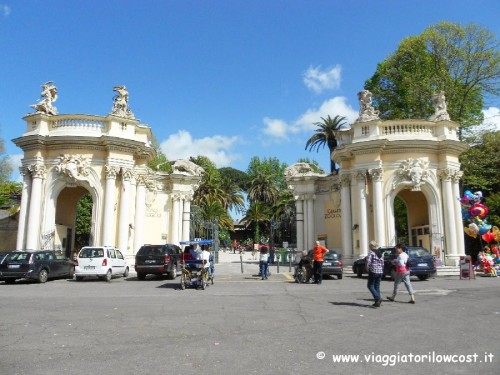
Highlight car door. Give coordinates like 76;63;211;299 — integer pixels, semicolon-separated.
46;251;63;277
113;249;126;274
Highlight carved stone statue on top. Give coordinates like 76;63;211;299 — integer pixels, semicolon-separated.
110;85;135;119
172;159;204;176
356;89;380;122
56;154;90;182
284;162;324;177
429;91;451;122
392;158;429;191
30;81;58;115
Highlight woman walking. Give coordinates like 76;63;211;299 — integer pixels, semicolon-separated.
366;240;384;307
387;244;416;304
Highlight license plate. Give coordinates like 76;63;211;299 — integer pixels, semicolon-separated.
84;266;95;270
417;263;427;267
8;264;20;269
323;262;332;266
145;260;156;264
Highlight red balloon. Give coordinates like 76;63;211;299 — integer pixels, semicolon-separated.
482;232;495;243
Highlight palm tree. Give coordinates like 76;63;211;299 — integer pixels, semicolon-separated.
219;176;245;214
247;173;279;205
305;115;347;173
241;201;271;244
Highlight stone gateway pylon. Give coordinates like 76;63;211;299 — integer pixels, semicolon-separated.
286;90;468;266
13;83;203;261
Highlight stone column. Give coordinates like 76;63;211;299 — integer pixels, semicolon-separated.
118;168;133;255
452;170;465;257
369;167;386;246
306;194;315;249
340;174;353;261
26;163;46;250
439;168;458;265
102;165;119;246
356;170;369;257
133;175;147;253
295;197;304;251
16;170;31;250
171;193;181;245
182;194;192;242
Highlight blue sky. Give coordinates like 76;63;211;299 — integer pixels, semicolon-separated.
1;0;499;181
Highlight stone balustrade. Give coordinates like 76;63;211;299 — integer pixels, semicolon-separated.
50;115;107;133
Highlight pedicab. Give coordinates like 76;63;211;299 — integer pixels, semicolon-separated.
179;240;214;290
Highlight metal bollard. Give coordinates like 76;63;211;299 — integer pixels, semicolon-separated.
240;252;244;273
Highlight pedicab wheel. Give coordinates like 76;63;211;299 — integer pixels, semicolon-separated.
180;274;186;290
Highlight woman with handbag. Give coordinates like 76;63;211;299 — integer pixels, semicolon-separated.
387;244;416;304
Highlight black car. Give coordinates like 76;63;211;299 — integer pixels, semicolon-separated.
352;246;436;280
135;244;182;280
321;250;343;279
0;250;75;284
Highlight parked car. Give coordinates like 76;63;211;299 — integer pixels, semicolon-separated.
135;244;182;280
352;246;436;280
321;250;343;279
75;246;129;282
0;250;75;284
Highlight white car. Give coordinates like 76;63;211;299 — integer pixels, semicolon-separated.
75;246;129;281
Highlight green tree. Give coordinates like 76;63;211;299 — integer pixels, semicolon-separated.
241;201;271;243
305;115;347;173
246;156;288;190
219;176;245;214
247;173;279;205
219;167;250;191
75;193;93;248
365;22;499;132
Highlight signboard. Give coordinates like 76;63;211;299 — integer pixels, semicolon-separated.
282;242;288;249
459;256;475;280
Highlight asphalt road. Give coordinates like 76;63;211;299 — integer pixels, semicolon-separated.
0;260;499;375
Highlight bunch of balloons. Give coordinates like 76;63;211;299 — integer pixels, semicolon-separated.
461;190;492;238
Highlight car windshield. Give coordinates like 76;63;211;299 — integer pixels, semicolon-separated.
138;246;164;256
79;248;104;258
407;248;431;258
5;252;31;262
324;252;339;260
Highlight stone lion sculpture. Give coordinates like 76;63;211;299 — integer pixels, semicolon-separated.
172;159;204;176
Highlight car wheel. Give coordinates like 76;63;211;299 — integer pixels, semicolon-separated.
75;276;84;281
137;273;146;280
356;268;363;278
168;268;177;280
68;266;75;279
418;275;429;280
337;273;343;280
123;267;129;278
38;269;49;283
105;269;112;282
180;274;186;290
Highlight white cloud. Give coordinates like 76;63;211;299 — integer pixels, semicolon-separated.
303;65;342;93
260;96;358;142
160;130;241;167
1;4;11;17
482;107;500;130
262;117;289;139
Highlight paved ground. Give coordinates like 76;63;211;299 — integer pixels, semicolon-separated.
0;252;498;375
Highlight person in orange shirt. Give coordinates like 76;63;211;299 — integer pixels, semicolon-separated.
312;241;329;285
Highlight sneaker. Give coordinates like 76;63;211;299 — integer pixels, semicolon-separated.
386;296;395;302
408;300;415;304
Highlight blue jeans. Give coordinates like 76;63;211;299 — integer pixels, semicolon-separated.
260;261;269;279
367;272;383;300
393;272;414;296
